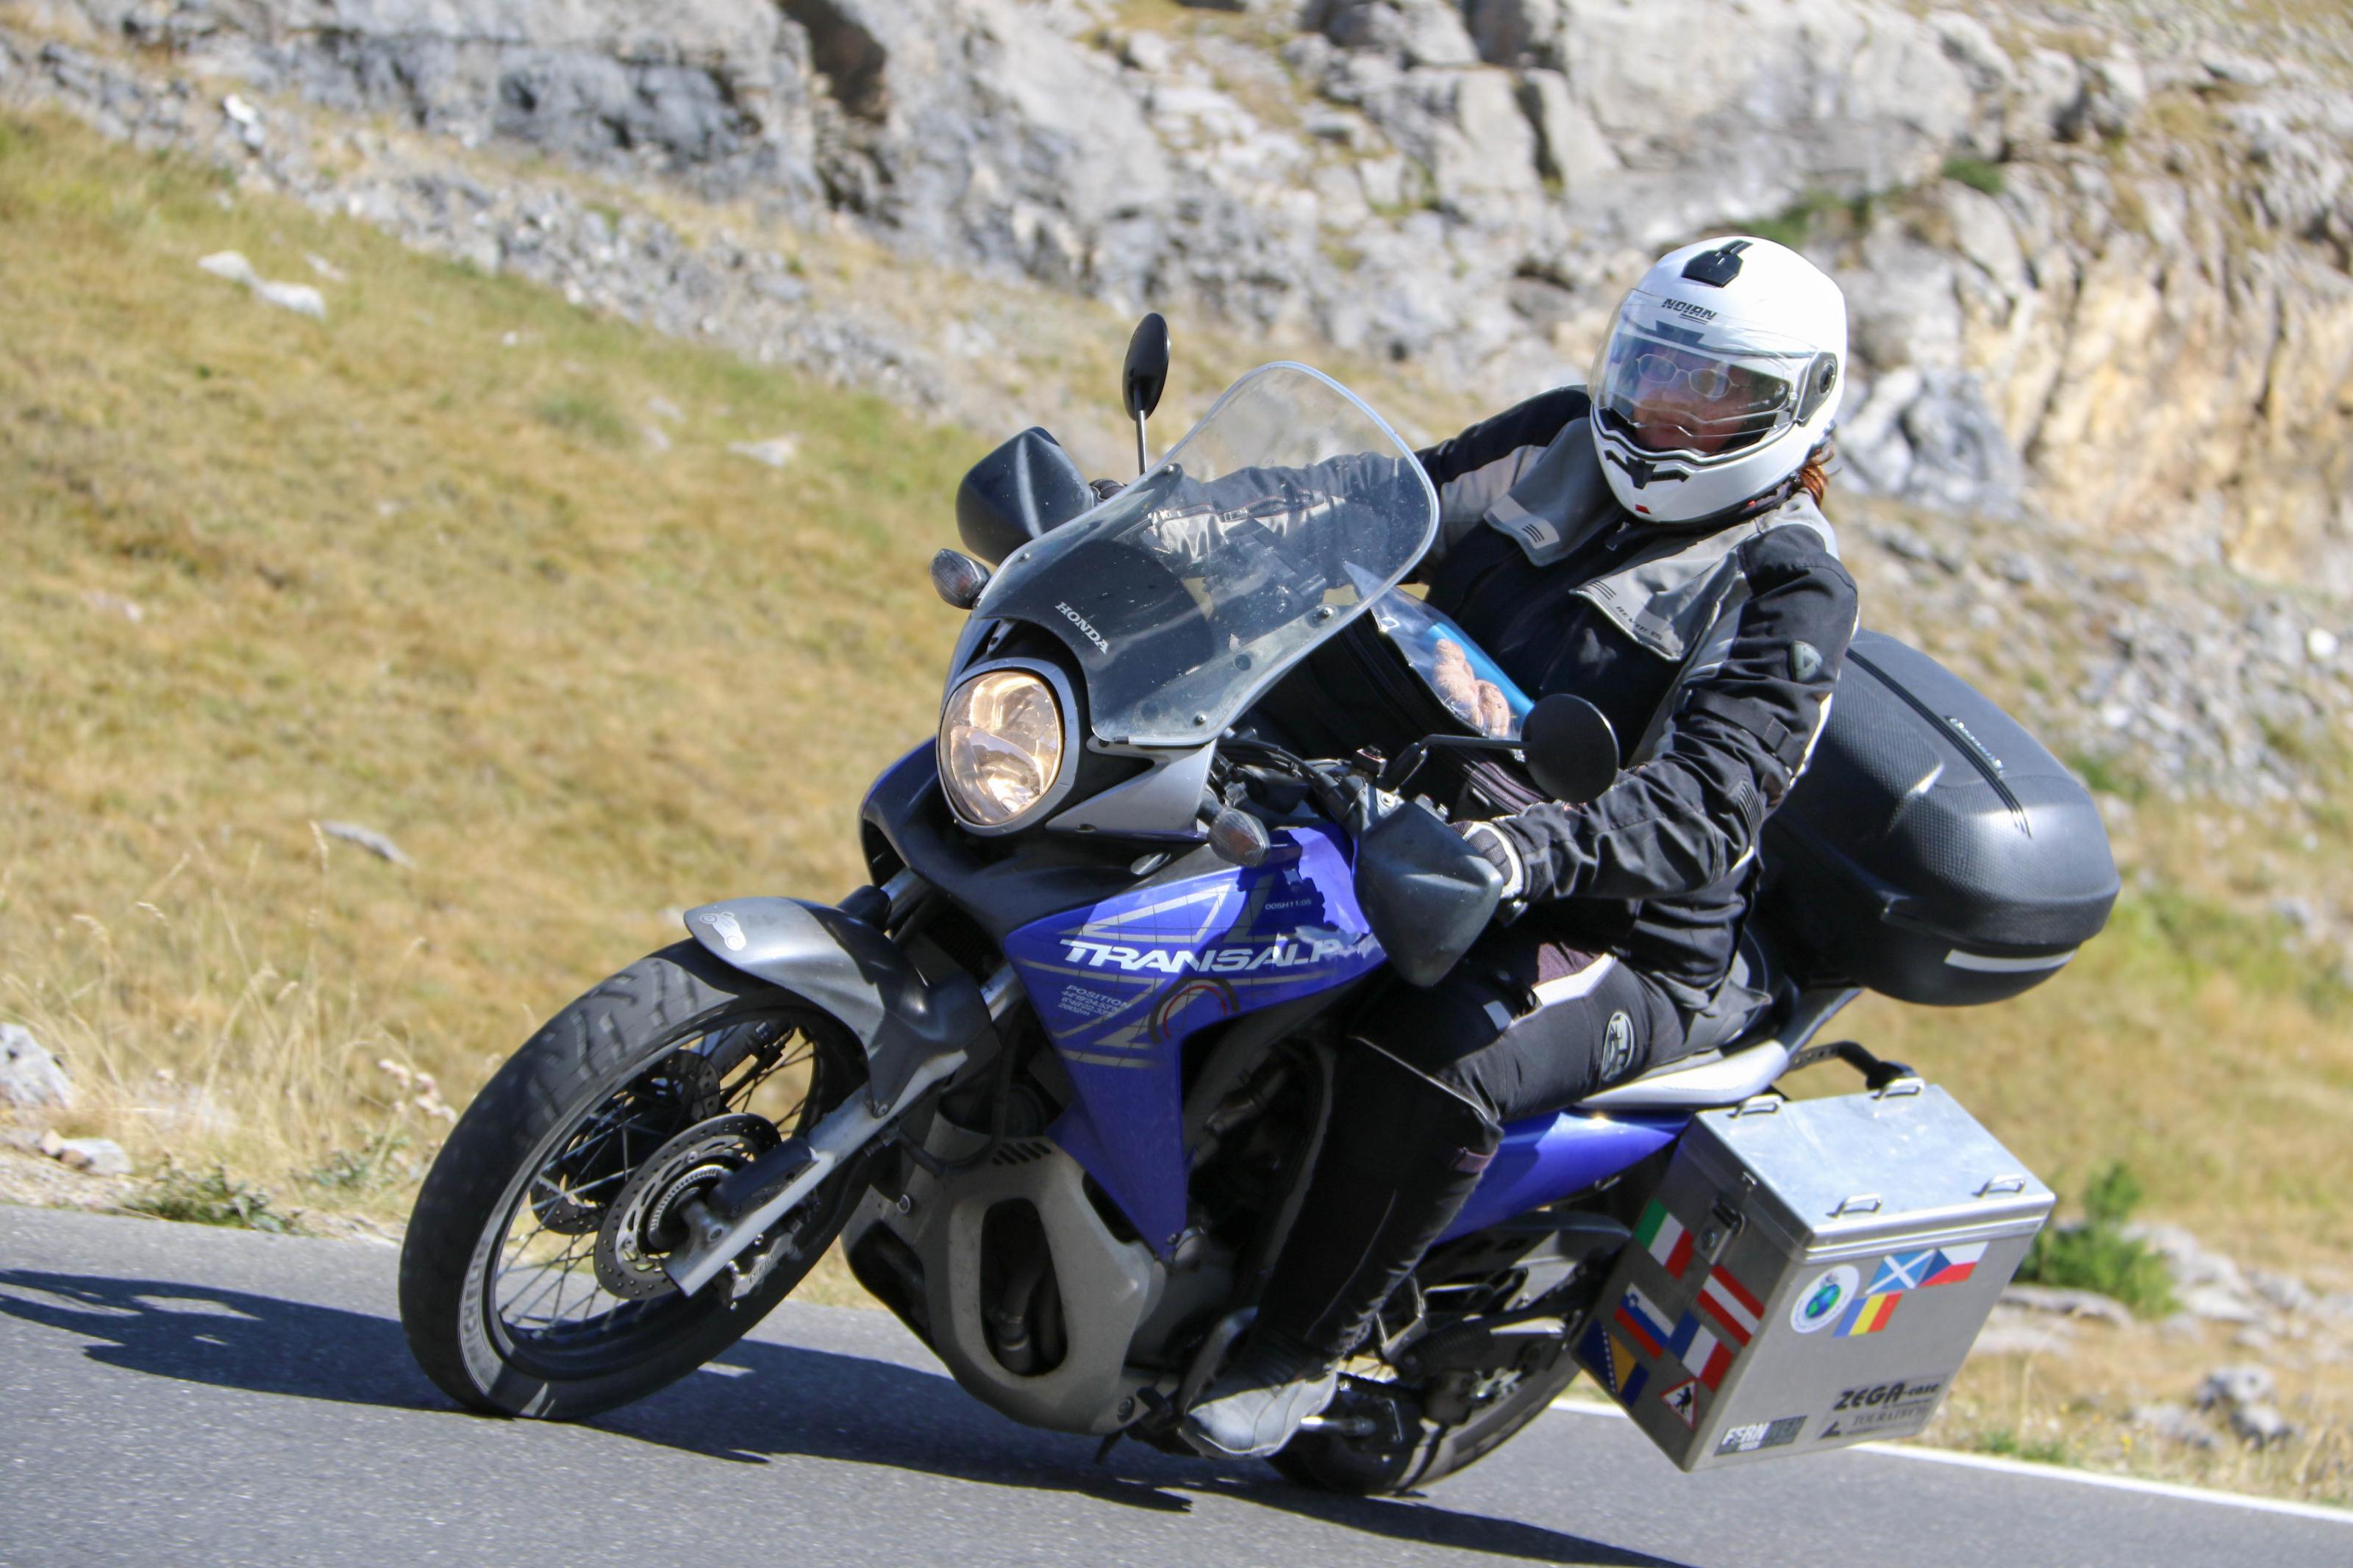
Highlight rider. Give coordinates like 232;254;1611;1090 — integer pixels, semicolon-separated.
1184;236;1859;1458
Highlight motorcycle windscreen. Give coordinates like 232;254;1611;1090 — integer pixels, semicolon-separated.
975;363;1438;748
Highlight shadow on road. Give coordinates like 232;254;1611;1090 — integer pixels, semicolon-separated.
0;1267;1687;1567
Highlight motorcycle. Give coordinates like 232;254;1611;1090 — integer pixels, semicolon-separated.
399;322;2120;1490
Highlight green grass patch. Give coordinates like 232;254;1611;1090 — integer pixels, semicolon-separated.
2066;750;2146;803
534;387;635;448
1942;157;2007;197
1974;1427;2071;1464
129;1161;304;1234
2016;1163;2177;1317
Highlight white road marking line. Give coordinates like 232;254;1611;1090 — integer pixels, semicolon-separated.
1546;1397;2353;1525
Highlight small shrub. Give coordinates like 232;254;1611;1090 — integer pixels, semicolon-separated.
1978;1427;2070;1464
533;389;631;447
2015;1162;2176;1317
1943;157;2007;196
304;1128;415;1193
2068;751;2145;803
129;1161;303;1234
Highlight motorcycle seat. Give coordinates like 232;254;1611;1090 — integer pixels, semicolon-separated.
1573;943;1854;1113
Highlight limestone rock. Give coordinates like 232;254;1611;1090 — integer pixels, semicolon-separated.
2229;1403;2298;1448
320;820;413;867
2000;1284;2135;1327
1;1024;74;1110
47;1135;132;1176
728;435;799;468
2197;1364;2278;1409
253;278;326;319
197;249;257;286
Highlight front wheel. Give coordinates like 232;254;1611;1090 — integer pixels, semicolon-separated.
398;941;867;1420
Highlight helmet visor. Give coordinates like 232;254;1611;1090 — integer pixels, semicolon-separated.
1591;290;1816;464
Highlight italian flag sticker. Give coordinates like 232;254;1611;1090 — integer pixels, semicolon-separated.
1635;1200;1695;1279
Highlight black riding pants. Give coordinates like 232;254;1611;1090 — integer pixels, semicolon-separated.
1255;926;1689;1358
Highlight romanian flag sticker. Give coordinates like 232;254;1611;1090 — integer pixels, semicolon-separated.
1839;1291;1903;1336
1635;1199;1696;1279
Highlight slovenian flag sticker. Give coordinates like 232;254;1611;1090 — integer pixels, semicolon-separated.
1697;1264;1763;1347
1614;1284;1676;1359
1635;1199;1696;1279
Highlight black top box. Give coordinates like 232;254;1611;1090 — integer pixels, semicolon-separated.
1759;631;2121;1006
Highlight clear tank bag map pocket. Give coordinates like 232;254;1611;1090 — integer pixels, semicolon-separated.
1366;592;1534;741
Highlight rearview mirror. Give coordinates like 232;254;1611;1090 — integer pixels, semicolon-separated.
1122;312;1170;475
954;426;1096;565
1521;694;1619;806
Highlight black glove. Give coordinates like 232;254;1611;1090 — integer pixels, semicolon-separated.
1455;819;1527;903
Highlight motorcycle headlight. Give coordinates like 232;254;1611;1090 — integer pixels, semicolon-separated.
939;667;1068;829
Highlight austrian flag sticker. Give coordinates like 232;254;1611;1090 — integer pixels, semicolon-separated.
1697;1264;1763;1347
1635;1200;1695;1279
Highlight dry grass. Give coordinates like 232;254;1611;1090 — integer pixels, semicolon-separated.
0;110;979;1206
1932;1323;2353;1508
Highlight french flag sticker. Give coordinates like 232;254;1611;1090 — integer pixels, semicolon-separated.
1670;1313;1736;1392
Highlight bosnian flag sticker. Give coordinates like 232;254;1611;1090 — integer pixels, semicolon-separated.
1635;1200;1696;1279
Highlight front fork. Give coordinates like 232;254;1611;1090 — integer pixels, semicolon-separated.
661;873;1024;1297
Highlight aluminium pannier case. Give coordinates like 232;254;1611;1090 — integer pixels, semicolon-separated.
1759;630;2120;1006
1574;1084;2052;1471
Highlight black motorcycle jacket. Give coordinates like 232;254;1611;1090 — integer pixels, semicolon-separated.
1412;386;1860;1011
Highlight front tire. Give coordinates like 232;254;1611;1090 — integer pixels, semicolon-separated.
399;941;866;1420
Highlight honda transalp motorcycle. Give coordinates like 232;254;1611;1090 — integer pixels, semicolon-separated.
400;325;2120;1489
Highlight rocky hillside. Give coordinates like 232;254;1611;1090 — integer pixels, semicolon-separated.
5;0;2353;821
11;0;2351;585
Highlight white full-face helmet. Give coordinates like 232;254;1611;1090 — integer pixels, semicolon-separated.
1588;237;1846;525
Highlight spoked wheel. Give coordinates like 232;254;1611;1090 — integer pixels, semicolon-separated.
1271;1342;1584;1494
399;941;868;1420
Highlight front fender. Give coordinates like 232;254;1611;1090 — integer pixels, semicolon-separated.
685;898;990;1114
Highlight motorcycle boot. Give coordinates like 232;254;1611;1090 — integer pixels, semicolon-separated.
1183;1044;1502;1460
1179;1331;1341;1460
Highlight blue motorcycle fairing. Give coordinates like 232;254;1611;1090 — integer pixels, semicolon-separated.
1002;819;1693;1259
1004;823;1384;1253
1438;1109;1687;1244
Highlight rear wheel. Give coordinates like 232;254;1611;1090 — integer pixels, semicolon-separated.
1271;1343;1584;1494
398;941;867;1420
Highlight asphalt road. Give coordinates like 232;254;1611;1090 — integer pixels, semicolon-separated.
1;1205;2345;1568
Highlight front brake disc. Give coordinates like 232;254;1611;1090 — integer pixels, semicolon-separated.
593;1112;780;1300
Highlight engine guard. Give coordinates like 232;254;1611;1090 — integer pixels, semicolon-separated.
683;897;991;1114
